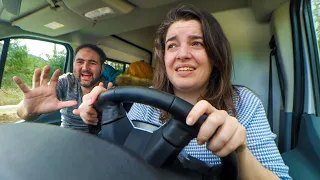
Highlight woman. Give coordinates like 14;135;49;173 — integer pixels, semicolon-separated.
74;4;291;180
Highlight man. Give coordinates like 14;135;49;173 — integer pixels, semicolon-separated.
13;44;112;132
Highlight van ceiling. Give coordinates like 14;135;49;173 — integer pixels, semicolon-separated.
0;0;287;50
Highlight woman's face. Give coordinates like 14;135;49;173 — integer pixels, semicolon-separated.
164;20;212;94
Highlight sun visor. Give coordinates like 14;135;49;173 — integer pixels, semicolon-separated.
98;36;151;64
11;1;93;37
63;0;134;21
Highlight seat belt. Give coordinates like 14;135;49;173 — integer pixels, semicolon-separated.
268;36;285;132
268;43;275;131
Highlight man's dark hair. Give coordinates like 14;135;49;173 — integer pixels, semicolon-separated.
75;44;107;65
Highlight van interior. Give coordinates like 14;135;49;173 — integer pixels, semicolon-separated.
0;0;319;179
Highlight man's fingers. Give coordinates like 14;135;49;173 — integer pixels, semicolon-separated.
76;82;108;125
74;107;99;125
107;82;113;89
73;109;80;116
49;69;61;88
40;66;51;86
32;68;41;89
13;76;30;94
84;118;99;125
85;108;98;117
80;112;99;125
98;82;113;89
72;109;97;122
87;86;107;105
74;108;98;125
58;100;77;109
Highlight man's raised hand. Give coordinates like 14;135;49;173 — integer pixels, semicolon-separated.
14;66;77;119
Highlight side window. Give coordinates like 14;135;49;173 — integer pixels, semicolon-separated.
125;64;130;70
311;0;320;108
105;59;129;72
0;40;3;56
0;39;67;124
312;0;320;51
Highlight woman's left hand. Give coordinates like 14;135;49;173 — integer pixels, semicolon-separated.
186;100;247;157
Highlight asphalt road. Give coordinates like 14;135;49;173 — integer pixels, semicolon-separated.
0;105;19;123
0;105;17;111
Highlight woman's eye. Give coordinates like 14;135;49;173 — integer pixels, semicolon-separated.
167;44;177;49
192;41;203;46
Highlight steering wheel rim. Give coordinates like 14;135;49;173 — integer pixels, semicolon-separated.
0;123;162;180
92;86;239;179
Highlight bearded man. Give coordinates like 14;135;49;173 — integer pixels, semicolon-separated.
14;44;112;132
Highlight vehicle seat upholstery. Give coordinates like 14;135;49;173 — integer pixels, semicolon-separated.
33;110;61;125
102;63;122;85
116;61;154;113
116;60;153;87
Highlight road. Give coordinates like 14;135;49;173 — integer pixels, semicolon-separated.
0;105;17;111
0;105;19;123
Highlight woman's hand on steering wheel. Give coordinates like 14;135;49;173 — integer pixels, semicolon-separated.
73;82;113;125
186;100;247;157
75;84;247;157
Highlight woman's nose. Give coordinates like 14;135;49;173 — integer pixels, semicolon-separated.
176;45;191;60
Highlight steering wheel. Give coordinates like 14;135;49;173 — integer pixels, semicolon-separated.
89;86;238;179
0;86;238;180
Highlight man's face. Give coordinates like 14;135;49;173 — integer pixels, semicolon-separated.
73;47;103;88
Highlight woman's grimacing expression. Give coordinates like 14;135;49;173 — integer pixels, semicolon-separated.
164;20;213;94
73;48;104;88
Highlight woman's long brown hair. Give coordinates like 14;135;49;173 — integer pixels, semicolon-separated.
153;4;236;122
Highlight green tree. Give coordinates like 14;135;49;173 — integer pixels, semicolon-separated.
2;40;46;89
46;44;66;77
312;0;320;48
1;40;46;105
0;40;66;106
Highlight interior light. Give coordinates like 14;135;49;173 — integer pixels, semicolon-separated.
44;21;65;29
84;7;115;20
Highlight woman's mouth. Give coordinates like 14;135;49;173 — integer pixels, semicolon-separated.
176;67;195;71
175;67;196;77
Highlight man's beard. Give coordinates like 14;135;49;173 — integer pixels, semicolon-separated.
79;76;101;88
75;70;102;88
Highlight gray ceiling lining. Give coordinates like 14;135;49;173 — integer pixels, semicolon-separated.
79;0;248;37
0;0;289;49
127;0;182;8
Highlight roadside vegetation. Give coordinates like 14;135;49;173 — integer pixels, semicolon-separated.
0;39;66;123
1;39;66;106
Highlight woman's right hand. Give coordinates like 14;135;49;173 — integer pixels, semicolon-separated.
73;82;113;125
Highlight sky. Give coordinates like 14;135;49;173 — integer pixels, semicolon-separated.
19;39;66;60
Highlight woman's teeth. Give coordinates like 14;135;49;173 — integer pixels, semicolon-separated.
177;67;195;71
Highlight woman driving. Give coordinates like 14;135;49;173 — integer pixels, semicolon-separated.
74;4;291;180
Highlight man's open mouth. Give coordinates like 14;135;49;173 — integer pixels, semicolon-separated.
81;73;92;81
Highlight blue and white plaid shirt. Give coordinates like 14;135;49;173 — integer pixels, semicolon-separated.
127;86;291;179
